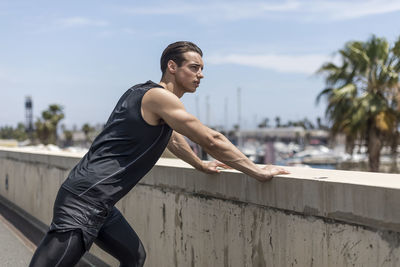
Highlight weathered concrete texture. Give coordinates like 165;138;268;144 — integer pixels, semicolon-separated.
1;147;400;266
147;159;400;233
119;185;400;267
0;157;68;226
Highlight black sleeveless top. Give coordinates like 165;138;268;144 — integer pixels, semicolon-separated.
62;81;172;209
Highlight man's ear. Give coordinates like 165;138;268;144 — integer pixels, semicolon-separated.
167;60;177;74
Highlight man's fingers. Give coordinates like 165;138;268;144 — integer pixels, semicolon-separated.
204;163;222;174
279;168;290;174
274;168;290;174
263;165;290;174
215;161;232;169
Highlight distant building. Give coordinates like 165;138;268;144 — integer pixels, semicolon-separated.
238;127;304;143
0;139;18;147
237;127;329;145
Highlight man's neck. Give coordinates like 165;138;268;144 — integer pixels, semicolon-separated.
158;80;184;98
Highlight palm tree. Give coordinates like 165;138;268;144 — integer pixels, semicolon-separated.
317;35;400;172
82;123;95;144
275;116;281;128
35;104;65;145
257;118;269;128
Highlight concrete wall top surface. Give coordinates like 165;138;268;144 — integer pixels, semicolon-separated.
157;157;400;189
1;147;400;233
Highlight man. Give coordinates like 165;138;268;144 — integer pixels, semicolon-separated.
29;41;289;267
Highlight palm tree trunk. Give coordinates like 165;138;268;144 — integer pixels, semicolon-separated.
368;124;382;172
345;134;355;155
390;130;399;173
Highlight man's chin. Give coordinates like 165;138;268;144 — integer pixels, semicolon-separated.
185;87;197;93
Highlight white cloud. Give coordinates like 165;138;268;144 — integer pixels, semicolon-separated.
206;53;331;74
307;0;400;20
56;17;109;28
31;16;110;34
118;0;400;22
120;1;300;21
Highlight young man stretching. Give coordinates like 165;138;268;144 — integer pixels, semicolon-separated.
29;41;289;267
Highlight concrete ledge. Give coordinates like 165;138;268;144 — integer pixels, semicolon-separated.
1;147;400;233
1;147;400;266
151;158;400;233
0;147;83;170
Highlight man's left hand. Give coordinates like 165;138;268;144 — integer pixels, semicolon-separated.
201;160;231;174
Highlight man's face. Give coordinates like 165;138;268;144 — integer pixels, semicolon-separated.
174;51;204;93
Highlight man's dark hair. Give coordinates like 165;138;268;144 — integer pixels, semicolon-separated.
160;41;203;76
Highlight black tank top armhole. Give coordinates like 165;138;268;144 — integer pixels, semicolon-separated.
138;86;165;128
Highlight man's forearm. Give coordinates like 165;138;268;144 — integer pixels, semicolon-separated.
167;132;204;171
201;133;264;179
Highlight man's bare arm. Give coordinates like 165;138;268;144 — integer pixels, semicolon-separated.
167;131;203;170
167;131;228;173
143;88;289;181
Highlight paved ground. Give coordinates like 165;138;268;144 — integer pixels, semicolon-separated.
0;214;34;266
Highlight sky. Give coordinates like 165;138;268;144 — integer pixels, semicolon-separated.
1;0;400;130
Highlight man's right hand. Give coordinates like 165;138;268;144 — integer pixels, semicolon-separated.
256;165;290;182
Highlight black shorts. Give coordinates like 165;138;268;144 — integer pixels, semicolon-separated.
31;190;146;267
49;187;117;250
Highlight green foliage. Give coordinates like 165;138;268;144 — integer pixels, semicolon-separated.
0;126;15;139
35;104;65;145
317;35;400;171
82;123;95;143
0;123;28;141
281;118;315;129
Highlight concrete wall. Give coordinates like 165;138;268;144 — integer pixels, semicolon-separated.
0;147;400;267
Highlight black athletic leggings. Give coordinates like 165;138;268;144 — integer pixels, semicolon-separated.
29;210;146;267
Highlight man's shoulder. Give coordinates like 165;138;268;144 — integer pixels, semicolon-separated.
144;87;180;104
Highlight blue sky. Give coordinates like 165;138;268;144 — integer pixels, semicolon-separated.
1;0;400;130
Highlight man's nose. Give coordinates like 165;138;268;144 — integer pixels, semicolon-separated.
198;70;204;79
